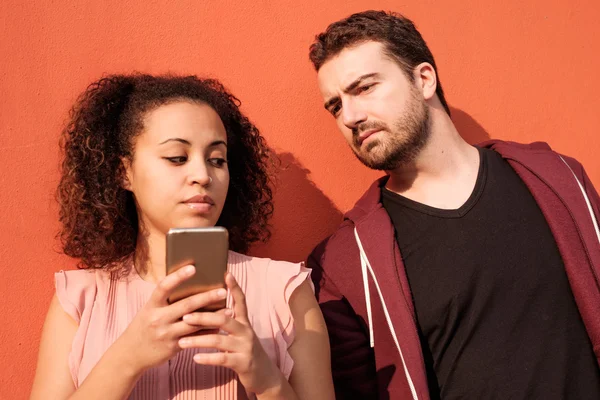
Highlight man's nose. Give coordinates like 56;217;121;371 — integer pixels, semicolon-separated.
341;100;367;130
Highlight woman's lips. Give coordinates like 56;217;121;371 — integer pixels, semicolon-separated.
183;194;214;213
185;202;213;213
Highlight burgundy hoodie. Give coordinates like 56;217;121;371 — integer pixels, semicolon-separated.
308;140;600;399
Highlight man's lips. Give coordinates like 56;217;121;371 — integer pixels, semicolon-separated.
357;128;383;146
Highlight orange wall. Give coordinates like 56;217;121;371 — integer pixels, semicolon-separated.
1;0;599;397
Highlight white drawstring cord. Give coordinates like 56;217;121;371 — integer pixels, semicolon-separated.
559;155;600;245
354;227;419;400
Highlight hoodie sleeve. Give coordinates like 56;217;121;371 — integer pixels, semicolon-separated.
308;241;379;399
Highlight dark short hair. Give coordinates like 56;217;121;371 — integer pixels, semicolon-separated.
57;74;274;272
309;10;450;115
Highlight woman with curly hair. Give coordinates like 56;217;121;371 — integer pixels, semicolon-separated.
30;74;334;400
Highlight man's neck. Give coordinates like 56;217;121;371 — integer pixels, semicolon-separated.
385;116;480;210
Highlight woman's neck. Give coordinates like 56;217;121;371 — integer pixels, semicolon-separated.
134;227;167;284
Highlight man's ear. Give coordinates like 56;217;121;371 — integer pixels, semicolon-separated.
120;157;133;191
413;62;437;101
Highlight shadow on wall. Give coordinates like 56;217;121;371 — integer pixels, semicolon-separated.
250;151;344;263
451;107;491;144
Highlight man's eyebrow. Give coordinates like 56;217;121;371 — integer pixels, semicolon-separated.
323;73;380;111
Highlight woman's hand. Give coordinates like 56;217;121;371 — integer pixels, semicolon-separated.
118;265;229;375
178;273;285;396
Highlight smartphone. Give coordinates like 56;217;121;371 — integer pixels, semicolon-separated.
166;227;229;311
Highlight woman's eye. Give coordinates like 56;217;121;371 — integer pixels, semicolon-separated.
164;156;187;164
209;158;227;168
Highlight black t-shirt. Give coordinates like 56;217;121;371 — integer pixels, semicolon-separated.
381;147;600;399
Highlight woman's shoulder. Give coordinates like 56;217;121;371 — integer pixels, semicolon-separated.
54;268;107;323
56;267;106;280
227;250;303;270
228;251;311;289
54;268;110;290
228;250;313;313
55;268;116;291
54;267;135;321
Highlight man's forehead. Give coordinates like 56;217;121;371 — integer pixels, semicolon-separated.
317;43;388;96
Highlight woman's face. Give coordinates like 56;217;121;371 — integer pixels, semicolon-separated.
124;101;229;236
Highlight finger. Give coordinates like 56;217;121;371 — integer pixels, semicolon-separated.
149;265;196;306
226;273;249;324
171;320;210;339
182;328;220;337
167;288;228;320
178;333;241;353
217;315;249;336
192;350;241;368
184;308;247;336
182;308;233;327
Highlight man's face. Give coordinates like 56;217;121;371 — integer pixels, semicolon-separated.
317;41;430;170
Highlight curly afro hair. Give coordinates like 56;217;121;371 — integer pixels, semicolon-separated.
57;73;274;272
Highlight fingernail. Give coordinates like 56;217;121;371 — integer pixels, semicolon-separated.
217;288;227;298
223;309;233;317
179;338;190;346
182;314;192;322
184;265;195;275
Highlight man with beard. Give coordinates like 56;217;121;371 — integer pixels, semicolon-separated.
307;10;600;400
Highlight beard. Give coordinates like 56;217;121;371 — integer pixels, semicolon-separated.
351;90;431;171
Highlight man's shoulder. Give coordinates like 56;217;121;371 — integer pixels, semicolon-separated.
481;139;588;175
309;218;358;265
479;139;554;154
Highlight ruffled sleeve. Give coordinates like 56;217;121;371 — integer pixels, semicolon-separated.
54;269;98;385
266;260;314;378
55;269;97;322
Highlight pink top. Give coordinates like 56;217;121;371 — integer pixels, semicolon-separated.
55;251;312;400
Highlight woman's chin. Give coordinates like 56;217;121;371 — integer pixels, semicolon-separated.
171;217;218;229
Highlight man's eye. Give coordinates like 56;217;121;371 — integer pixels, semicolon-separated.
331;104;341;116
359;84;375;93
209;158;227;168
164;156;187;164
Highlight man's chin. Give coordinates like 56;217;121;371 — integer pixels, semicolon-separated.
354;136;427;170
355;152;397;171
351;142;389;169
